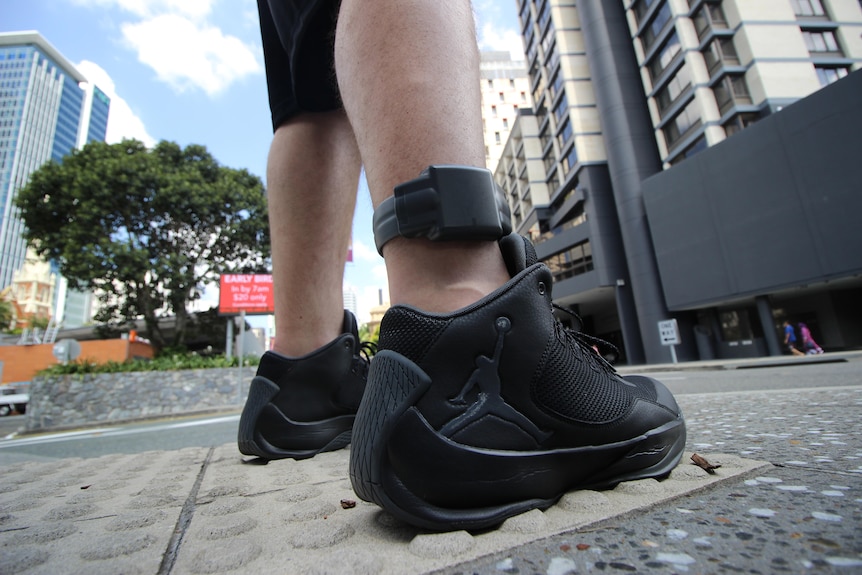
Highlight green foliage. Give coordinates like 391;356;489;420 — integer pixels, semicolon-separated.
36;352;260;377
0;298;13;332
15;139;271;352
358;322;380;348
28;316;50;330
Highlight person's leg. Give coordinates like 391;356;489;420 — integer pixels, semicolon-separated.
238;0;370;461
336;0;686;531
334;0;510;313
266;110;361;357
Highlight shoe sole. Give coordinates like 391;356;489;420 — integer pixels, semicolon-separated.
350;350;686;531
238;377;354;460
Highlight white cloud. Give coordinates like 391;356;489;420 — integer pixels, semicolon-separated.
371;264;388;282
76;60;156;147
73;0;261;97
122;14;260;96
351;239;380;263
479;22;526;60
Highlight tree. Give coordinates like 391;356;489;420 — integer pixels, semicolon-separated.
16;139;270;351
0;297;13;333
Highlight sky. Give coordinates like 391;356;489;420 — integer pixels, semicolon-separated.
2;0;526;326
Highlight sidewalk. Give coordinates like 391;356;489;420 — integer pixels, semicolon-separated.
1;355;860;574
615;349;862;374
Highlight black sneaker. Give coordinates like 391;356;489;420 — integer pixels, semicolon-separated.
349;235;686;531
238;310;373;460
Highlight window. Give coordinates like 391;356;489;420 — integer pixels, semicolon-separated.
663;100;701;148
537;0;552;32
494;132;501;144
491;105;498;117
561;145;579;176
647;32;682;81
539;124;551;150
552;92;569;124
544;242;594;282
542;147;556;173
722;112;759;137
642;3;672;52
502;118;509;129
719;309;755;342
548;71;564;102
656;64;691;114
544;40;560;73
802;30;840;53
632;0;658;26
556;119;573;149
693;1;728;38
702;35;739;72
791;0;826;17
815;66;849;86
519;0;531;24
668;135;707;166
712;73;751;113
499;92;505;102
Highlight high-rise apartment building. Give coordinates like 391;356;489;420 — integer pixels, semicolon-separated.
480;51;533;171
500;0;862;363
0;31;110;325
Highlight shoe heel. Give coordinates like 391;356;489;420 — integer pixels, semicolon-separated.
237;376;279;457
349;350;431;506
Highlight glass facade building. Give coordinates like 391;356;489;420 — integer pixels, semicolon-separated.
0;31;110;325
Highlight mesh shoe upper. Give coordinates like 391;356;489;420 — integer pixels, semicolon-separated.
376;234;681;450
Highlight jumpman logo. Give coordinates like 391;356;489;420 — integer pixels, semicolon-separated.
440;317;549;442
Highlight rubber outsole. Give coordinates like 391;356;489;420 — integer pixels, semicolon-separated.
349;350;687;531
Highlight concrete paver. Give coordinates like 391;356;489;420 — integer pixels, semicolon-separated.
0;443;764;574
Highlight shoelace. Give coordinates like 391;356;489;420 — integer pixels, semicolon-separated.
552;303;619;375
358;340;377;361
351;340;377;379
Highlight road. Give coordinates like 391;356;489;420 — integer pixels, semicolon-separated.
0;412;240;464
0;357;858;465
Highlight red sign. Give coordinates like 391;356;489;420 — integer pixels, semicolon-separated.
218;274;275;315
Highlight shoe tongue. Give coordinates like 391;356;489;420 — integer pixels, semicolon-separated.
499;233;538;276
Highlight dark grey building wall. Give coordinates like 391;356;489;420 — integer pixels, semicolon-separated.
643;70;862;311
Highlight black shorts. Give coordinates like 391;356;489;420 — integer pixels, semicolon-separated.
258;0;342;131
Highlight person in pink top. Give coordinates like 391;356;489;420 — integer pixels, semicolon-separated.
798;322;824;354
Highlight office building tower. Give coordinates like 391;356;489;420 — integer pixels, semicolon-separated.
0;31;110;323
342;288;358;322
501;0;861;363
480;51;533;171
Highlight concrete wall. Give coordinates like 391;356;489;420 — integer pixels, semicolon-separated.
643;70;862;310
0;340;154;384
26;366;249;431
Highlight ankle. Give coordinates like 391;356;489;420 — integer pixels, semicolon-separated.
384;239;510;313
270;313;345;357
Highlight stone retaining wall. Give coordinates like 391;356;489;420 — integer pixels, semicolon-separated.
26;367;252;431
